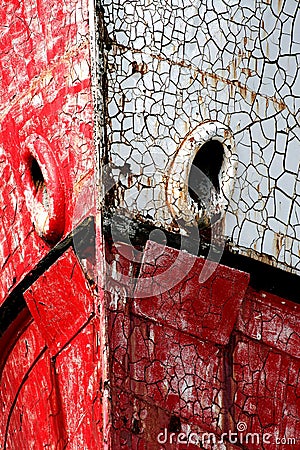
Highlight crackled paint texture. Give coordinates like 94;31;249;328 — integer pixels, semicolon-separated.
106;241;300;449
102;0;300;274
0;251;102;449
0;0;95;305
0;1;102;449
100;2;300;446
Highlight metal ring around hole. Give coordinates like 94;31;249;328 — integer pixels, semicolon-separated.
166;121;236;228
21;133;65;244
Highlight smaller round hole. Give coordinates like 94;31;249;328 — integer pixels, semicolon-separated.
188;140;224;211
29;157;49;209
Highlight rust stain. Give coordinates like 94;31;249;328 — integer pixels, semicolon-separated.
266;40;269;59
274;233;284;257
241;68;253;77
237;48;243;66
223;129;231;139
275;98;286;112
120;92;126;109
251;91;257;104
232;58;237;79
211;73;218;88
114;43;286;111
240;84;247;100
238;247;277;267
200;72;206;86
128;173;133;187
257;98;260;114
132;61;148;75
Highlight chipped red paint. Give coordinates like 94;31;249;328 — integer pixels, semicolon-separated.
0;0;94;305
54;319;103;449
21;133;67;244
24;248;95;355
134;241;250;345
2;226;299;448
0;259;102;449
0;3;99;444
107;241;300;449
